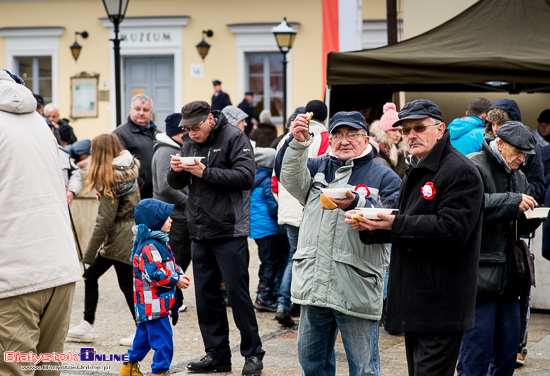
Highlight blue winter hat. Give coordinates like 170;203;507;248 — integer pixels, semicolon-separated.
165;113;183;137
65;139;91;160
328;111;369;134
134;198;174;231
488;99;521;122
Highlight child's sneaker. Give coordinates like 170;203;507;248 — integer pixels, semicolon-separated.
67;320;96;342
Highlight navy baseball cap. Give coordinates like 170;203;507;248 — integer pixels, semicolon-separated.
328;111;368;134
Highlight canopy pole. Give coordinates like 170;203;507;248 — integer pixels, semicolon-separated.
386;0;398;45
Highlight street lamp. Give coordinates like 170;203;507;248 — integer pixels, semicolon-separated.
70;31;88;61
272;17;297;125
196;30;213;61
102;0;130;127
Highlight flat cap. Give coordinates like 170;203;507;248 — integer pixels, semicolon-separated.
179;101;210;127
393;99;443;127
496;121;536;154
329;111;368;133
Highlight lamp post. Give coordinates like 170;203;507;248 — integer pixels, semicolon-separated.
272;18;297;126
102;0;130;127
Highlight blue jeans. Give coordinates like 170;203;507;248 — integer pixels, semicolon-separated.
456;297;520;376
128;316;173;374
297;305;380;376
277;225;299;311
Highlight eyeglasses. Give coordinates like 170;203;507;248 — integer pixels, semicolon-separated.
330;132;366;142
185;119;206;133
402;123;435;136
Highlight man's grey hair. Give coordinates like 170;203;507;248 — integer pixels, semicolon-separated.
131;94;153;108
44;103;60;113
430;118;442;126
467;97;491;117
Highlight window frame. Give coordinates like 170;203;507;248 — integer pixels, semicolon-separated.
0;27;63;104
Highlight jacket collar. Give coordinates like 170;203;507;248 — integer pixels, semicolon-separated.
410;131;450;172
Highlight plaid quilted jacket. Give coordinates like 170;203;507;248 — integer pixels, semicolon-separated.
133;239;182;324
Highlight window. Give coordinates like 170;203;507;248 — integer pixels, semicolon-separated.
245;52;283;120
15;56;52;103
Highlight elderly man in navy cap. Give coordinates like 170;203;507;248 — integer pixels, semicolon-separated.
275;110;401;376
456;121;543;376
348;99;485;376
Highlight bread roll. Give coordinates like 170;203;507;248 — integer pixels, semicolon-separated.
320;193;338;210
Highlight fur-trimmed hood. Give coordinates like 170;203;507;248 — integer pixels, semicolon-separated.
112;150;140;197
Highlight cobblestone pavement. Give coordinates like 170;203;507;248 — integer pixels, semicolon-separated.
61;240;550;376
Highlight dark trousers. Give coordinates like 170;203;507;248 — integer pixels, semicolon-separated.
83;254;135;324
254;233;289;292
192;237;265;363
169;216;191;272
404;331;463;376
457;297;520;376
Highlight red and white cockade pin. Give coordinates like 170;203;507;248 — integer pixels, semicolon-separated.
96;192;101;201
355;184;370;198
421;182;436;200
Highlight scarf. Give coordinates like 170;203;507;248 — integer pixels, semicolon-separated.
129;224;170;262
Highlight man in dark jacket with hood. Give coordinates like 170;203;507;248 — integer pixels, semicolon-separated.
152;113;191;274
168;101;265;375
350;100;485;376
457;122;541;375
113;94;158;199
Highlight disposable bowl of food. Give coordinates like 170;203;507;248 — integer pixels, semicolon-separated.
320;188;351;199
525;207;550;219
355;207;397;220
176;156;205;165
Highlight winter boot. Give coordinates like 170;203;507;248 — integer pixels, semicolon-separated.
119;362;147;376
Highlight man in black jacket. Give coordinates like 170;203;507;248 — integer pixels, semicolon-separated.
113;94;158;199
168;101;265;375
347;100;485;376
211;80;232;111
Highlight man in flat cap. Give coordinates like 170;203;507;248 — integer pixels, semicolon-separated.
456;121;543;376
347;99;485;376
238;91;259;136
211;80;232;112
168;101;265;375
275;110;401;375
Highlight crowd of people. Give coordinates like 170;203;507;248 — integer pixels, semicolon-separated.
2;67;550;376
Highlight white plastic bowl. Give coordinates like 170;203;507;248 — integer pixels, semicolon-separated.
176;156;205;165
355;207;397;220
320;188;351;199
525;207;550;219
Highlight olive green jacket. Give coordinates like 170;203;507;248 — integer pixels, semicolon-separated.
84;151;141;265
